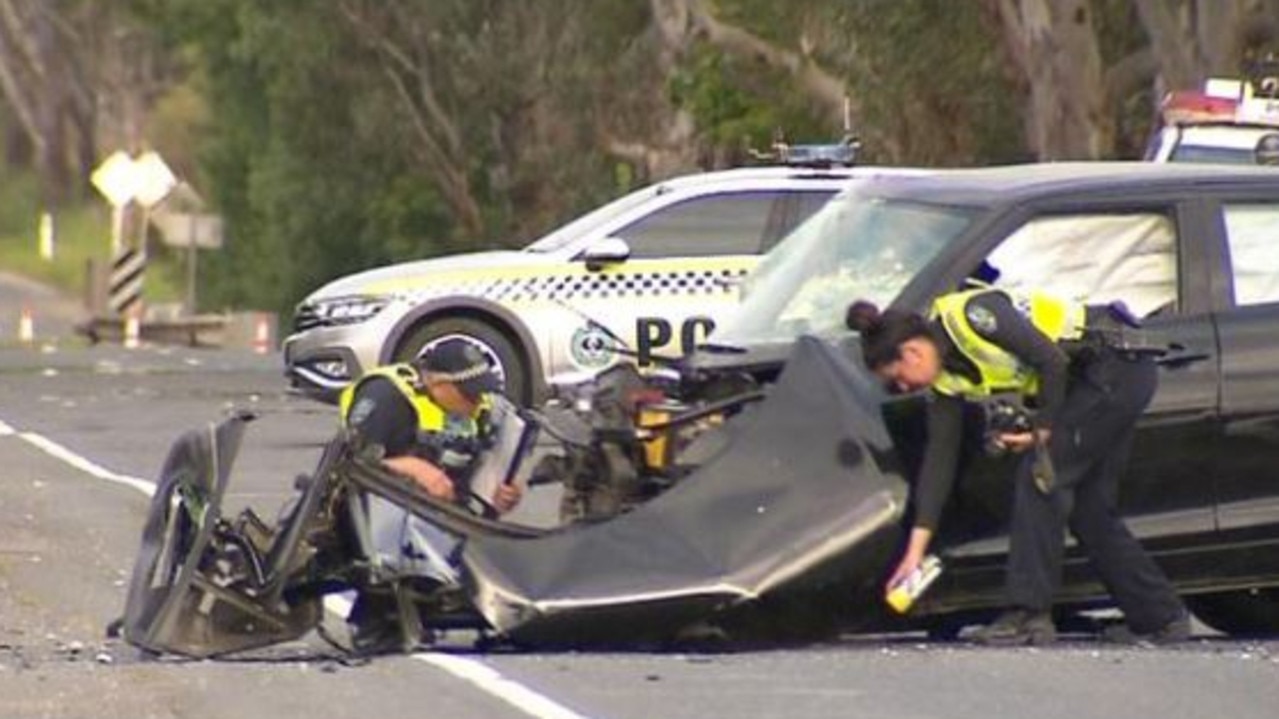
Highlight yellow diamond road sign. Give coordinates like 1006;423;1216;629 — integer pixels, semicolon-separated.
91;150;177;209
90;151;136;207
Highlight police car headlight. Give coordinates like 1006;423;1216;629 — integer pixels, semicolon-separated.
315;296;389;325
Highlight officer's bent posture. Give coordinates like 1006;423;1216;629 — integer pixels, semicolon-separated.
338;338;521;651
847;287;1190;645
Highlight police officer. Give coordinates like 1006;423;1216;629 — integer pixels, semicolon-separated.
847;287;1190;645
340;338;521;652
340;338;522;514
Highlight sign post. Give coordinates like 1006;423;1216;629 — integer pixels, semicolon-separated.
90;151;136;256
37;212;54;260
90;151;178;318
153;203;223;316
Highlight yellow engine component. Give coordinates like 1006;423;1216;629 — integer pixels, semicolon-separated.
637;404;676;471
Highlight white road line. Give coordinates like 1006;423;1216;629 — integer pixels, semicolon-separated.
325;596;592;719
418;653;593;719
18;432;157;497
0;417;595;719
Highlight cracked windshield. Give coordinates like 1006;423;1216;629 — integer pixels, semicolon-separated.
713;189;975;345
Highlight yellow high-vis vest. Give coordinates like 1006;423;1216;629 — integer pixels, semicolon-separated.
339;364;458;433
930;288;1086;399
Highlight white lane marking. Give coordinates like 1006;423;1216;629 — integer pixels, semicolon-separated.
2;418;595;719
17;431;156;497
325;595;593;719
418;653;594;719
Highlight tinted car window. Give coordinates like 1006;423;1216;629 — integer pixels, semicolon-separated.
985;212;1179;317
1224;202;1279;305
614;191;784;258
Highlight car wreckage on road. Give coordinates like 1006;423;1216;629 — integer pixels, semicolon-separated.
121;162;1279;657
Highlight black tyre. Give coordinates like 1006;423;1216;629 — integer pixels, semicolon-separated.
1186;588;1279;636
394;316;531;406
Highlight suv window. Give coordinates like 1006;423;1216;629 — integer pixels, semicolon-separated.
614;190;796;258
984;212;1179;317
1224;202;1279;306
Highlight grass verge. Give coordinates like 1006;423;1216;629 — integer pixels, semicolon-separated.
0;173;183;305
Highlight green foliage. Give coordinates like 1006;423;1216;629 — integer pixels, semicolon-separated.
145;0;414;313
836;0;1024;165
0;172;41;238
0;171;182;305
1093;0;1159;159
669;48;828;155
108;0;1150;319
141;0;652;314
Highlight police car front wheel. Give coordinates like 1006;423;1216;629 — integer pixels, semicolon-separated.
394;317;530;406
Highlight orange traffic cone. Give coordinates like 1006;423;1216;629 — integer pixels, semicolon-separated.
252;314;272;354
18;305;34;343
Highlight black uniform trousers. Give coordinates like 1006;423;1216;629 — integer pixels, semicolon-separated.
1005;351;1187;633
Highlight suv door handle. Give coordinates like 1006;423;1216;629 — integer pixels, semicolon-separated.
1156;348;1211;368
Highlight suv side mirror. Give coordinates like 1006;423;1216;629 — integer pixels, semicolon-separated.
579;237;631;270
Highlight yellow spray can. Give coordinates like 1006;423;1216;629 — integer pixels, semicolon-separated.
885;555;943;614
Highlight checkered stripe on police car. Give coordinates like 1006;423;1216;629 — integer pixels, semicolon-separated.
412;267;751;303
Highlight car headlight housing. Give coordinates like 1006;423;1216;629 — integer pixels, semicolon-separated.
312;295;389;326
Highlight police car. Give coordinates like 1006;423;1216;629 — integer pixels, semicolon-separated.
1144;73;1279;164
284;154;888;404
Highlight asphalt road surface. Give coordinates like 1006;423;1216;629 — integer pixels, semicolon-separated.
1;286;1277;717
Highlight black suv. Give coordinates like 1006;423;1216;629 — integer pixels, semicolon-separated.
695;161;1279;633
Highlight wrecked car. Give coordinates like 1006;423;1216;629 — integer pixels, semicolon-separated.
121;162;1279;657
120;336;906;657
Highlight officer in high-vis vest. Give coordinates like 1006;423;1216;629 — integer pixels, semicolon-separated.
340;338;522;514
340;338;522;653
847;287;1190;646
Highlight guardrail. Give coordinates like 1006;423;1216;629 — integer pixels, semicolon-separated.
76;311;277;352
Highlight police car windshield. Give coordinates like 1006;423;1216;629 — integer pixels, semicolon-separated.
712;190;974;345
523;186;662;253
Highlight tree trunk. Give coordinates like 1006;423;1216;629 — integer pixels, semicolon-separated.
989;0;1111;160
1134;0;1206;91
638;0;854;175
3;107;31;166
681;0;849;126
339;0;486;239
0;0;104;206
1195;0;1247;74
1134;0;1277;93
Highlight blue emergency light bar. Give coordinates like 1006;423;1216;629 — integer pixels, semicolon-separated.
777;141;858;168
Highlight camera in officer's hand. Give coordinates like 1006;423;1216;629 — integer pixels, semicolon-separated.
980;396;1034;457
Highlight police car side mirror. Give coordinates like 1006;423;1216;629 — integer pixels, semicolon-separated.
579;237;631;271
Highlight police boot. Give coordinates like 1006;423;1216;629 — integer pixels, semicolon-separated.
1101;611;1192;646
969;608;1057;646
